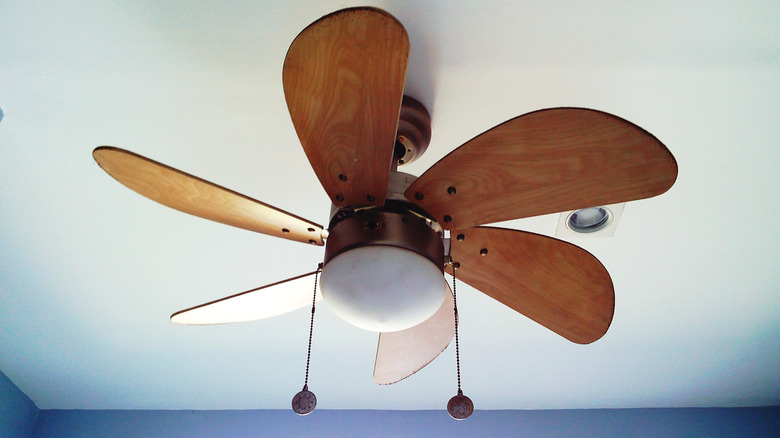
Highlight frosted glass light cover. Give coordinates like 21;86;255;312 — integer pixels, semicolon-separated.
320;246;446;332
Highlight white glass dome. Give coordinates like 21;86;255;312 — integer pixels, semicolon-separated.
320;245;446;332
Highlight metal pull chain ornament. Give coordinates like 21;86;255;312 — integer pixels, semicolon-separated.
447;262;474;420
291;264;322;415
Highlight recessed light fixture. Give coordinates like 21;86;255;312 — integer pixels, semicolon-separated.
556;203;625;238
567;207;611;233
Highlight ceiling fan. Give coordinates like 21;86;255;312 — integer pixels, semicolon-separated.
93;7;678;388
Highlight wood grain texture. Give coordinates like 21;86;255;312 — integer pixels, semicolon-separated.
406;108;678;230
446;226;614;344
171;271;322;325
283;7;409;207
374;284;455;385
93;147;324;245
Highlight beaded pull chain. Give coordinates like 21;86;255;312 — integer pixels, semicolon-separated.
447;261;474;420
291;264;322;416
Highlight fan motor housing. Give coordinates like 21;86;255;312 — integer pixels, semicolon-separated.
395;95;432;167
324;206;444;271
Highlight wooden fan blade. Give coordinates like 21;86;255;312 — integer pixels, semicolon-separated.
406;108;678;230
171;271;321;325
374;284;455;385
93;147;324;245
446;226;614;344
283;7;409;208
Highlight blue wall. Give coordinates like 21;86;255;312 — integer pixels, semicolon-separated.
33;407;780;437
3;370;778;438
0;370;39;438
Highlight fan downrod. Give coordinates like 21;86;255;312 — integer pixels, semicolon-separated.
395;95;432;167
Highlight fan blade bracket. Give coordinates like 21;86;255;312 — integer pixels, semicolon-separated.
442;237;452;259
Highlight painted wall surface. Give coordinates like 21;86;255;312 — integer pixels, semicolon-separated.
33;407;779;438
0;370;39;438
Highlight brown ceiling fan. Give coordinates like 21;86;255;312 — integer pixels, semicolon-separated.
93;7;677;386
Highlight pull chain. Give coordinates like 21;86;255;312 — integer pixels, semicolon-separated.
452;265;462;393
291;264;322;416
447;261;473;420
303;264;320;388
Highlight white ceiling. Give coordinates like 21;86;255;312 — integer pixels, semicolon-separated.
2;0;778;410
